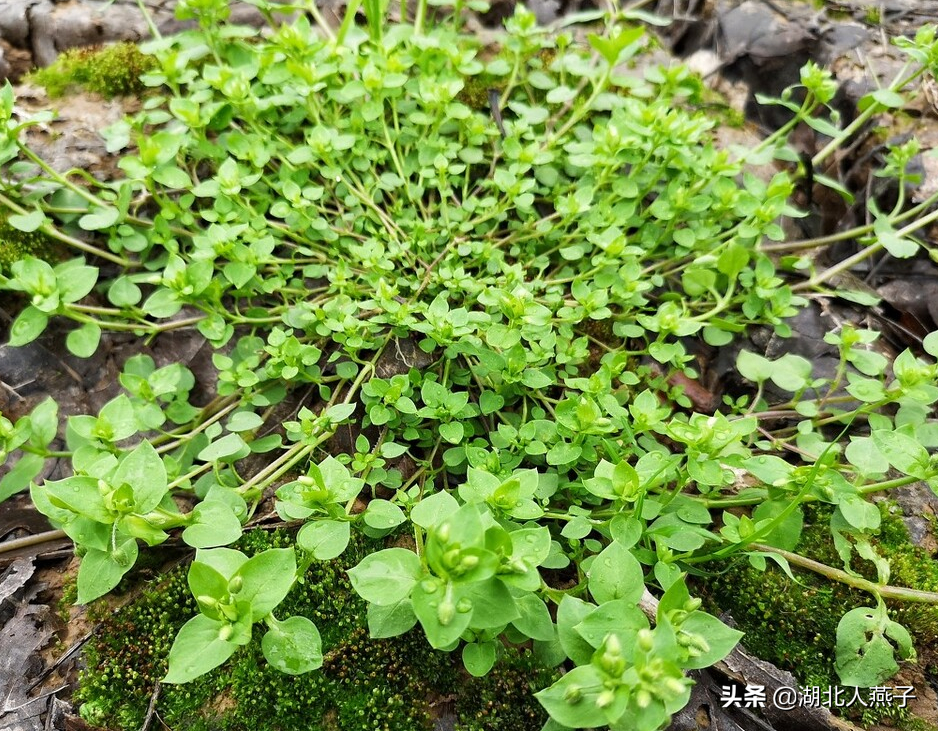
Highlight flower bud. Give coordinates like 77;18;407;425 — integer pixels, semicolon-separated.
458;555;479;571
563;685;582;704
636;688;653;709
228;576;243;594
218;624;234;641
683;597;702;613
437;600;455;626
596;689;616;709
636;628;654;652
664;677;688;696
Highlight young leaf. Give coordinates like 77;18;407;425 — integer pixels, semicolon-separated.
164;614;238;684
66;322;102;358
462;641;497;677
235;548;297;620
348;548;423;605
296;520;350;560
77;536;139;604
587;541;644;604
261;616;323;674
183;501;244;548
367;598;418;639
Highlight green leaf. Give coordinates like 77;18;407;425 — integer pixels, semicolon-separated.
367;598;418;638
198;433;250;462
362;499;406;529
412;580;472;649
751;500;802;551
56;263;98;303
521;369;553;389
7;209;46;233
183;501;244;548
112;440;167;513
9;306;48;346
187;560;229;618
108;277;142;307
588;541;644;604
79;207;120;231
511;593;555;641
348;548;422;606
66;322;102;358
44;476;111;523
736;350;772;383
438;421;464;444
296;520;350;560
195;547;249;579
535;664;607;729
871;431;930;478
462;641;497;677
262;616;323;674
556;596;596;665
235;548;297;620
164;614;238;683
678;612;744;669
587;26;645;66
835;603;915;686
0;453;45;502
574;598;648;647
410;490;460;529
27;397;58;447
77;536;139;604
152;165;193;189
462;578;519;628
226;411;264;432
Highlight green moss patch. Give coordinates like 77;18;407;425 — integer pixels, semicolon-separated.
0;214;61;274
76;529;558;731
696;503;938;729
27;42;156;99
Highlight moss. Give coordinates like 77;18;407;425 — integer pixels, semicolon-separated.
863;6;882;25
76;529;556;731
695;502;938;730
0;214;61;274
27;42;156;99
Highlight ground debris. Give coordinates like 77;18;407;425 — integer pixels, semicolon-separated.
0;557;61;731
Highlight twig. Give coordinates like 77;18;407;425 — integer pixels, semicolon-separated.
140;682;161;731
0;530;68;556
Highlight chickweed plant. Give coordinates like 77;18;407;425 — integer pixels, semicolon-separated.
2;0;938;728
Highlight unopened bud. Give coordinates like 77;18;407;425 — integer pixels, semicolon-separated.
437;600;456;626
635;688;653;709
228;576;243;593
596;689;616;709
664;677;688;696
637;628;654;652
218;624;234;641
563;685;582;704
458;555;479;571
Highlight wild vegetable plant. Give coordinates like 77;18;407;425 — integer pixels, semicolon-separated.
1;0;938;728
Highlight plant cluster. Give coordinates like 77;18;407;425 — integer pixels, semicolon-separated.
1;0;938;729
78;528;555;731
